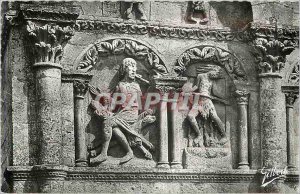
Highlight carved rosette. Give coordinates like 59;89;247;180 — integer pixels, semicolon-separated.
25;21;75;64
285;92;298;108
253;38;295;74
234;90;249;105
73;80;89;99
77;39;168;76
175;46;247;81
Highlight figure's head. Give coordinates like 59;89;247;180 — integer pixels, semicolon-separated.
119;58;137;81
99;95;110;106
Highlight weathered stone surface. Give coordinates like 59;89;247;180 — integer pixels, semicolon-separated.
2;1;300;193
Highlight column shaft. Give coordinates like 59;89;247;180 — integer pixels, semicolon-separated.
238;103;249;169
157;96;170;168
169;101;182;168
73;81;88;166
34;62;62;165
260;74;287;168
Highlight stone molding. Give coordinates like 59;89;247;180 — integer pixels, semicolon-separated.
20;3;80;24
6;166;299;183
175;45;247;81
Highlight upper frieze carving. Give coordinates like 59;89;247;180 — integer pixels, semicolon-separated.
77;38;168;76
174;46;247;81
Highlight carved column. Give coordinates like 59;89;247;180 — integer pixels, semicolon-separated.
73;80;89;166
253;38;295;169
23;4;79;166
156;86;170;169
284;91;298;169
234;90;250;170
169;92;182;169
33;62;63;164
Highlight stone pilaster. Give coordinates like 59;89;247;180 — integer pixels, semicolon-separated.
73;80;89;167
234;90;250;170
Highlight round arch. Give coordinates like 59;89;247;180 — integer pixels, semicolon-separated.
74;37;169;76
174;45;248;82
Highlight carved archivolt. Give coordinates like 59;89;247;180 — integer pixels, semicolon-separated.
77;38;168;76
175;45;247;81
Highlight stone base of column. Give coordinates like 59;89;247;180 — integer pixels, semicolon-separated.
157;162;170;169
238;163;250;170
75;159;88;167
171;162;183;169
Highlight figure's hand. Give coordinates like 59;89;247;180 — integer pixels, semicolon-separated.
145;109;153;115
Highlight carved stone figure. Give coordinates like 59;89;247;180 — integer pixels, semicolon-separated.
182;64;228;147
89;58;155;164
186;1;209;25
123;2;147;21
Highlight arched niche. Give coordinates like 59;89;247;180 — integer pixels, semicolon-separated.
174;45;248;169
73;38;167;167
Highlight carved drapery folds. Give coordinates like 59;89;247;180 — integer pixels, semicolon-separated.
77;39;168;76
174;45;247;81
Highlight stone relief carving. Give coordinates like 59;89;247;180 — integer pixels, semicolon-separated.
88;58;156;165
122;2;147;21
186;1;209;25
182;65;229;148
77;39;168;77
25;21;75;63
253;38;295;74
175;46;247;81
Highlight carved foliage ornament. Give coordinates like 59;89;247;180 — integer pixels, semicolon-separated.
285;92;298;107
25;21;75;64
253;38;295;74
75;20;251;42
73;80;89;98
175;46;246;81
234;90;249;104
77;39;168;76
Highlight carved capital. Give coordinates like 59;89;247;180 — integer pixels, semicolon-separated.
73;80;89;99
253;38;295;74
234;90;249;104
25;21;75;64
285;92;298;107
